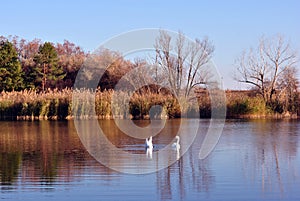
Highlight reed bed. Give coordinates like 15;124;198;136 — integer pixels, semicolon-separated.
0;89;296;120
0;89;72;120
0;89;197;120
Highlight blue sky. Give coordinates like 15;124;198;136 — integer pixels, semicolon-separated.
1;0;299;89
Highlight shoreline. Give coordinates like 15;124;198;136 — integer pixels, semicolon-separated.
0;113;298;121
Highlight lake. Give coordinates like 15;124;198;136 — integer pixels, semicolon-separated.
0;119;299;201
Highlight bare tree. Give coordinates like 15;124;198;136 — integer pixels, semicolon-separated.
123;58;154;92
235;35;298;105
277;66;298;113
155;30;214;98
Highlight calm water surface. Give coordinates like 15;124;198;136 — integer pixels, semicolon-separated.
0;119;299;201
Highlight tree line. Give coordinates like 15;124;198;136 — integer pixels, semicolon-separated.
0;32;299;117
0;36;86;91
0;36;147;93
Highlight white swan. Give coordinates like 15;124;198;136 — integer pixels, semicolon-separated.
172;136;180;150
146;147;153;159
145;136;153;149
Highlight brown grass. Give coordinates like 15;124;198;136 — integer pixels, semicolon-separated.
0;89;297;120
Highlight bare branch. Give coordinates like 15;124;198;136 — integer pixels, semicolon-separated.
235;34;298;103
155;30;214;98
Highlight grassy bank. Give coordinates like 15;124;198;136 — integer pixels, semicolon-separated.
0;89;297;120
226;90;298;119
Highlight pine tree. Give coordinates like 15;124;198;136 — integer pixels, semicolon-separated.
33;42;65;92
0;40;24;91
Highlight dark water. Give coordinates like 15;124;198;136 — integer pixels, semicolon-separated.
0;119;299;201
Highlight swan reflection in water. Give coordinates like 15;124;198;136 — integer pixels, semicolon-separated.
172;136;181;160
145;136;181;160
146;147;153;159
145;136;153;159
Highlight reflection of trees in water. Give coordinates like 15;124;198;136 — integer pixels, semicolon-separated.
189;156;214;193
0;152;21;185
156;132;214;201
188;128;215;194
242;120;299;194
0;121;115;185
0;119;215;198
156;167;172;200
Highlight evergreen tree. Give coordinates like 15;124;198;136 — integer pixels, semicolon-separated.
0;40;24;91
33;42;65;91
